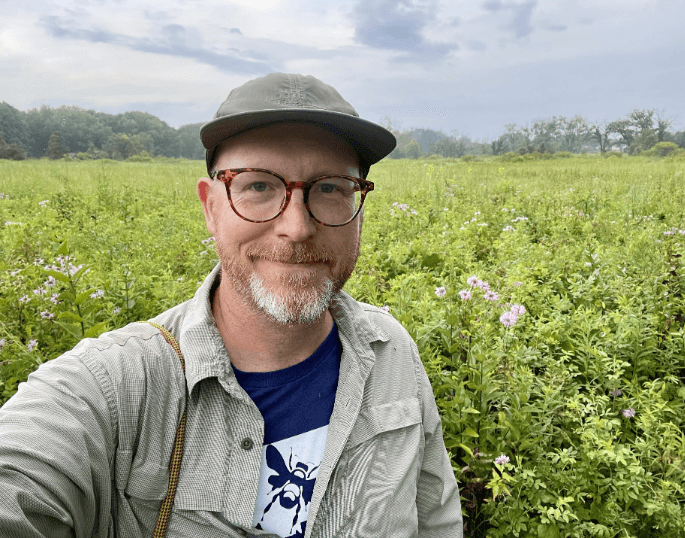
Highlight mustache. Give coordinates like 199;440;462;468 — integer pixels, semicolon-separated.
246;244;334;264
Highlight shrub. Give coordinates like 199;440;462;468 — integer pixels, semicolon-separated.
553;151;573;159
127;151;153;163
500;152;524;163
640;141;679;158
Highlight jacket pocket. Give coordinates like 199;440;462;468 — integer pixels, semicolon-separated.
345;397;422;448
317;398;423;537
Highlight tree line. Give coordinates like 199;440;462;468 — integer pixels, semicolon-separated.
382;110;685;159
1;101;684;162
0;102;205;161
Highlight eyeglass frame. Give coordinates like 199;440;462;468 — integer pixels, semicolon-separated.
209;167;374;227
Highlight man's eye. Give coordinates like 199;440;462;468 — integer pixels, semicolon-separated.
249;182;269;192
317;183;337;194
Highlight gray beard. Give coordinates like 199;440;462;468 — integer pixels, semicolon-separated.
246;272;335;325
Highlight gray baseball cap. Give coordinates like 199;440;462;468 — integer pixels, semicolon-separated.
200;73;396;176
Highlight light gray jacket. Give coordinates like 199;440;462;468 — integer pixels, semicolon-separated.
0;264;462;537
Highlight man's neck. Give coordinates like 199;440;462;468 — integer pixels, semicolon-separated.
211;277;335;373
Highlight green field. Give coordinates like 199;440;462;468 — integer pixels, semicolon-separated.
2;156;685;537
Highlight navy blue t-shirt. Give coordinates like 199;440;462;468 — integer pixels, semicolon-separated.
229;322;341;538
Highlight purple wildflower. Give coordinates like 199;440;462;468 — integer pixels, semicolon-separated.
435;286;447;298
33;286;47;296
510;304;526;316
40;311;55;319
44;276;56;287
90;289;104;299
27;339;38;352
467;276;479;287
458;290;472;300
500;311;518;327
484;291;499;301
19;295;29;303
494;454;510;465
113;307;121;314
50;293;61;304
380;305;390;313
623;408;636;419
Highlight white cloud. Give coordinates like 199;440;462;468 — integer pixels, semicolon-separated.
0;0;683;136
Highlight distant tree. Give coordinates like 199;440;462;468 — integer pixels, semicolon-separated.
404;140;422;159
0;102;30;150
609;109;658;154
557;115;591;153
673;131;685;149
177;123;205;160
86;142;109;159
655;111;675;142
47;132;65;159
503;124;533;154
491;136;507;155
428;137;467;158
590;122;614;153
529;117;561;153
107;111;180;157
406;129;447;153
641;141;680;157
0;133;28;161
104;132;153;160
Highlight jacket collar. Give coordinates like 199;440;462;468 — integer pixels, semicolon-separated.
176;263;389;399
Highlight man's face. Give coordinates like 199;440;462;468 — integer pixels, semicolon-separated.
197;123;362;325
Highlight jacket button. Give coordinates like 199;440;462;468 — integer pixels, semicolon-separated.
241;438;254;451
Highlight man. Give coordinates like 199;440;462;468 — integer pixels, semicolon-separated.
0;73;462;537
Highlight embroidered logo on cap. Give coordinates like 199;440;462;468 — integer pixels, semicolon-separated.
266;74;319;108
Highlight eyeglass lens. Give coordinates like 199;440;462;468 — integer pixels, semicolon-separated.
229;171;362;225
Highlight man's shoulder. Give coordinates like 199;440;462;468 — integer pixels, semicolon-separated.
339;293;415;345
51;299;193;396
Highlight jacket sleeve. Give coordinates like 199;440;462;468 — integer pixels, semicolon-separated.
412;341;464;538
0;353;116;538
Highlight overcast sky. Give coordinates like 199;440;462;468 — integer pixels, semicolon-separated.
1;0;683;140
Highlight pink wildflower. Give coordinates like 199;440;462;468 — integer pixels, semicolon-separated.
510;304;526;316
435;286;447;298
484;291;499;301
467;276;479;287
458;290;472;300
494;454;510;465
623;408;636;419
500;311;518;327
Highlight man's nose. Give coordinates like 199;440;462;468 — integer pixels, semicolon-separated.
273;188;316;241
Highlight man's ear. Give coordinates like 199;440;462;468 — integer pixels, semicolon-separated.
197;177;217;235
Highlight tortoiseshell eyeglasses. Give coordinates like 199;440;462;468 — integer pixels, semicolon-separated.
209;168;374;227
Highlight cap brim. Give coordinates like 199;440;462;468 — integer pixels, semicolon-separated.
200;109;396;170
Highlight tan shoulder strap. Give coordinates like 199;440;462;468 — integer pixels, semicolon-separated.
143;321;188;538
